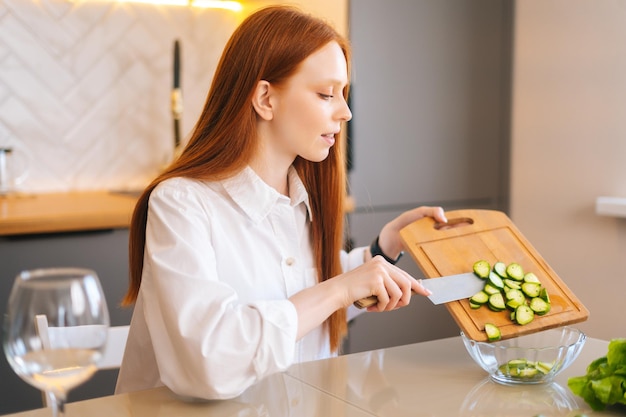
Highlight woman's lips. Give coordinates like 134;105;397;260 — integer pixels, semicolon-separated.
322;133;337;146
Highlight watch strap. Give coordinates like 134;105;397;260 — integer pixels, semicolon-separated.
370;235;403;265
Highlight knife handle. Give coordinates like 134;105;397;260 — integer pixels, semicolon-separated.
354;291;419;309
354;296;378;309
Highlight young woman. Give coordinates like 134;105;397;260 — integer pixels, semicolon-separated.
115;5;447;400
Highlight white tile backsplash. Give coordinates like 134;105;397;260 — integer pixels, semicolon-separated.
0;0;239;193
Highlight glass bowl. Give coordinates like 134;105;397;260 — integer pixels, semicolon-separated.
461;326;586;385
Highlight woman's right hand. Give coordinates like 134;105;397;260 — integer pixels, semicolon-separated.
289;254;431;340
336;255;431;312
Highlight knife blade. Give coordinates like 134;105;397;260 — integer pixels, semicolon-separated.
353;271;484;308
420;272;485;305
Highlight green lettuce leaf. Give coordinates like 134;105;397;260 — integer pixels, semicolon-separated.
607;338;626;367
568;338;626;411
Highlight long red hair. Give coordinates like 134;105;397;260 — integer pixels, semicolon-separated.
122;6;351;352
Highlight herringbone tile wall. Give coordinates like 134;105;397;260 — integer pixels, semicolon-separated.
0;0;239;193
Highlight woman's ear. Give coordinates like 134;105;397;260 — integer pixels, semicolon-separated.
251;80;274;121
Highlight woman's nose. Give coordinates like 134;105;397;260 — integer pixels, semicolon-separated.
338;99;352;122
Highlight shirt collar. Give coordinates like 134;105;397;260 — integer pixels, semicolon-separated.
222;166;313;224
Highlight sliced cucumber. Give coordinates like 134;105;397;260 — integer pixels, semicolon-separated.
523;272;540;283
488;292;506;311
505;289;526;309
521;282;541;298
503;278;521;290
493;261;507;278
487;271;505;290
508;358;528;367
483;283;501;295
518;367;539;378
514;304;535;325
473;260;491;279
536;361;555;374
529;297;551;315
498;359;554;380
468;259;552;329
484;323;501;341
506;262;524;281
470;291;489;305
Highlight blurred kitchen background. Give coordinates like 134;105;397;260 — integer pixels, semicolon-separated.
344;0;512;353
0;0;241;192
2;0;626;413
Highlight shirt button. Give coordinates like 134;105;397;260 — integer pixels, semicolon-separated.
285;257;295;266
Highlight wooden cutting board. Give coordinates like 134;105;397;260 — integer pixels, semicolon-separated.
400;209;589;342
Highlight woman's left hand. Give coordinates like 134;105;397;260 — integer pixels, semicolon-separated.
375;206;447;261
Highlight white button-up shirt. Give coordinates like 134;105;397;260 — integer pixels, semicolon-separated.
116;166;366;400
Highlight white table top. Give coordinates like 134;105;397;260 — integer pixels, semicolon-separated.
288;335;623;416
5;335;624;417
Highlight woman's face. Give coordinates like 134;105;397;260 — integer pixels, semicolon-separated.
265;41;352;164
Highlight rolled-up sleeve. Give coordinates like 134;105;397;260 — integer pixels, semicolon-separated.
340;245;368;272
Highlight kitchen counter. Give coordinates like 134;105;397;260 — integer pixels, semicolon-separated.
287;335;619;416
0;192;139;236
0;192;355;237
4;335;622;417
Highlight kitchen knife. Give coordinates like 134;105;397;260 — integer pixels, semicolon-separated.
353;271;485;308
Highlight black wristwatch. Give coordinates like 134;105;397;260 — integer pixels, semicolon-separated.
370;235;404;265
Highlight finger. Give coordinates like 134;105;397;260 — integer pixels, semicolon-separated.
433;206;448;223
394;271;415;307
367;273;391;312
383;279;404;311
422;206;447;224
367;289;390;312
381;265;417;309
412;278;432;297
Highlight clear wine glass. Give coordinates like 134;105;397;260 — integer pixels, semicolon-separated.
3;268;110;417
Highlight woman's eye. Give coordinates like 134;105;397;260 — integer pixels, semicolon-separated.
318;93;333;100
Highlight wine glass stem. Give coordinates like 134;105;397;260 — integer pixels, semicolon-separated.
50;391;67;417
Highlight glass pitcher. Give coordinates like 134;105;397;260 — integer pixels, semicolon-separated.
0;147;29;195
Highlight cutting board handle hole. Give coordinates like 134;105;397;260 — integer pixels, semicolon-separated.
434;217;474;230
